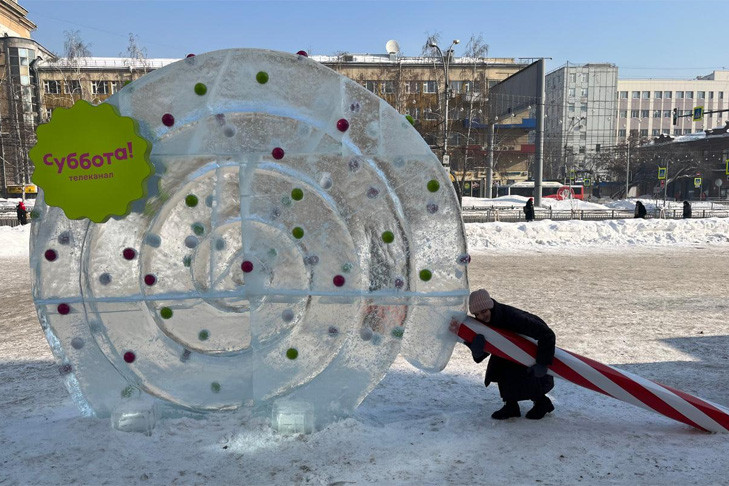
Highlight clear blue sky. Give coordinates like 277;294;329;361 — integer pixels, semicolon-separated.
21;0;729;79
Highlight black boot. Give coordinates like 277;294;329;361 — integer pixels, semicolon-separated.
525;396;554;420
491;401;521;420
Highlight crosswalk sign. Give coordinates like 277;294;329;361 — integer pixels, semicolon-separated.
658;167;667;180
694;177;702;188
583;178;591;187
693;106;704;122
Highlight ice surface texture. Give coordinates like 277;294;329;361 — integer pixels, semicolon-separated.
30;49;469;428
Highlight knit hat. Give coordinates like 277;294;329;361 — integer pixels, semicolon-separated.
469;289;494;314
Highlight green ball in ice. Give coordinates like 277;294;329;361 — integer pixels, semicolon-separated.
292;227;304;239
256;71;269;84
185;194;198;207
427;180;440;192
405;115;414;126
211;382;221;393
286;348;299;360
198;330;209;341
291;188;304;201
194;83;207;95
160;307;173;319
192;223;205;236
382;231;394;244
419;269;432;282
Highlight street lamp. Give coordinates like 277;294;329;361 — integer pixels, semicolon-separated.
429;39;459;171
562;116;584;184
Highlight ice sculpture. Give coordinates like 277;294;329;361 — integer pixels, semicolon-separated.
29;49;469;432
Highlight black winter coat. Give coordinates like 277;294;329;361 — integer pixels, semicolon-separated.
523;201;535;221
473;299;556;401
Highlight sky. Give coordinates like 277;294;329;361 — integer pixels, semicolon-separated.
19;0;729;79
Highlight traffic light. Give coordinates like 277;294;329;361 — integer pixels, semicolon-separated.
672;108;678;126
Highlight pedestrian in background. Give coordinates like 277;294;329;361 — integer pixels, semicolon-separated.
634;201;647;219
16;201;28;225
523;197;535;222
683;200;692;219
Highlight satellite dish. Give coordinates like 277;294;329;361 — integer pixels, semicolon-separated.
385;40;400;55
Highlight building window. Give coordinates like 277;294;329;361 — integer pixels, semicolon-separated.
424;108;438;120
65;80;81;94
91;81;108;95
619;91;628;99
405;81;420;94
568;88;576;97
620;110;627;118
365;81;377;93
423;81;437;94
684;129;692;135
109;81;121;94
709;91;714;99
664;91;672;98
383;81;395;94
569;73;576;83
642;91;650;99
631;109;639;118
676;91;684;99
632;91;640;99
686;91;693;99
580;105;587;113
580;88;588;97
641;110;649;118
618;129;627;138
654;91;662;99
662;128;670;135
568;103;575;112
43;108;53;121
663;110;671;118
43;80;61;94
697;91;705;99
653;110;661;118
639;129;648;137
652;129;660;136
683;110;692;116
720;92;724;99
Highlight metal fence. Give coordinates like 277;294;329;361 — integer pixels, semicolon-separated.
462;207;729;223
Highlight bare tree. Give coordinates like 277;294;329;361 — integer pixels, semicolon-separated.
121;33;149;74
64;30;91;60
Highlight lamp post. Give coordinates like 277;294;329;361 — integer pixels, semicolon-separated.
429;39;459;171
562;116;584;184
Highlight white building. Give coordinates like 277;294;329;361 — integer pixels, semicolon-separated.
617;71;729;142
545;63;618;181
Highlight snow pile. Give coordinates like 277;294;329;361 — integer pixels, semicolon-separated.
467;217;729;252
0;223;29;257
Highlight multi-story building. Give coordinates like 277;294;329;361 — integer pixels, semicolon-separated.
545;63;619;182
616;71;729;141
0;0;52;193
312;53;529;180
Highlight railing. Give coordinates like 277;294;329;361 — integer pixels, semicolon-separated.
462;207;729;223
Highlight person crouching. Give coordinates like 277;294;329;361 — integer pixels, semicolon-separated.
465;289;556;420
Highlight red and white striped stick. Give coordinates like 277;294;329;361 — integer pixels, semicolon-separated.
455;316;729;433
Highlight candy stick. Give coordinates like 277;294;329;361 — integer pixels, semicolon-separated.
455;316;729;433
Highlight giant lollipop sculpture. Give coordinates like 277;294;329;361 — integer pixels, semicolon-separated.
29;49;469;432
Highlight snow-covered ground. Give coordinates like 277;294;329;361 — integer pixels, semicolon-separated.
2;216;729;485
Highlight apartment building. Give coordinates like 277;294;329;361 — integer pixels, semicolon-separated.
544;63;619;181
616;71;729;141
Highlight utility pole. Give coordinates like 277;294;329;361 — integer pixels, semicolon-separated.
429;39;460;172
487;122;494;198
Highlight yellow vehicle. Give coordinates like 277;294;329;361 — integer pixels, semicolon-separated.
6;184;38;200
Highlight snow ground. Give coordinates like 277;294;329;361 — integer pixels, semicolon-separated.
2;218;729;485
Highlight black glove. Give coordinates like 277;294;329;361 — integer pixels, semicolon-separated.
466;334;487;362
527;363;548;378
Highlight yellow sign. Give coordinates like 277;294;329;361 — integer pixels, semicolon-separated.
658;167;667;180
694;177;702;188
692;106;704;122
